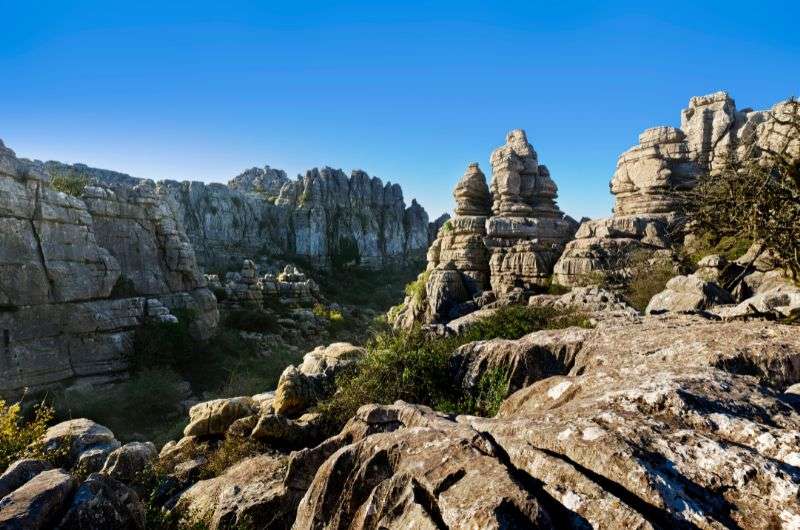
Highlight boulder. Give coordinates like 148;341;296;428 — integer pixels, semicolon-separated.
0;469;76;530
56;473;145;530
183;397;257;438
100;442;157;484
273;343;364;417
42;419;121;472
645;274;732;314
450;326;592;396
0;460;51;501
175;454;297;530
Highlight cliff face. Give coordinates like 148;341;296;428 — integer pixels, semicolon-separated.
45;163;431;271
0;140;219;398
553;91;798;286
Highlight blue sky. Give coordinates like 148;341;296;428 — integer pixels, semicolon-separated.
1;1;798;219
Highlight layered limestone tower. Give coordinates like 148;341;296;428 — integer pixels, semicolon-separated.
424;163;492;321
0;140;219;398
397;130;576;325
484;129;576;293
553;91;797;286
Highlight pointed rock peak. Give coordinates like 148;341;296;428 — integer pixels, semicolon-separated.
454;163;490;217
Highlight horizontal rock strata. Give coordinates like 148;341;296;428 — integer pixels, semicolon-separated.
0;140;219;398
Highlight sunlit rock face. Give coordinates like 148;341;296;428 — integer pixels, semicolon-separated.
393;130;576;326
0;140;218;399
553;91;798;287
485;129;577;293
155;167;430;271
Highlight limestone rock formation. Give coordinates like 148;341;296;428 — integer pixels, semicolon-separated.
486;130;577;292
273;342;365;417
393;130;576;327
0;139;219;398
227;165;289;197
554;91;798;286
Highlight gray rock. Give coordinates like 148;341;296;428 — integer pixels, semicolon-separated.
183;397;257;437
43;419;120;470
645;274;732;314
0;469;76;530
0;460;51;501
56;473;145;530
100;442;157;484
554;92;797;287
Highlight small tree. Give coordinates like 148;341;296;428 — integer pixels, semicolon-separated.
687;99;800;281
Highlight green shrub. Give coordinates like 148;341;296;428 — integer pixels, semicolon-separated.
0;399;56;471
131;313;196;372
404;270;430;303
684;233;753;267
51;171;89;197
440;220;453;234
621;251;677;312
316;306;590;428
687;101;800;280
224;308;279;333
545;280;571;295
52;368;187;446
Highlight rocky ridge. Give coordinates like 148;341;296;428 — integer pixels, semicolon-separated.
42;161;432;271
0;140;219;398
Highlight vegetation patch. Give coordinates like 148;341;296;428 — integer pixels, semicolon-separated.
52;368;187;447
50;170;89;197
315;305;590;429
224;308;279;333
0;399;57;470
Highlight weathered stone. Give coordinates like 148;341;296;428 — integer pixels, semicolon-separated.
0;469;76;530
175;454;296;530
0;460;51;501
451;326;592;396
645;274;733;314
0;140;219;398
554;92;796;287
56;473;145;530
184;397;257;438
43;419;121;471
273;343;364;417
156;166;429;271
293;403;553;529
100;442;157;484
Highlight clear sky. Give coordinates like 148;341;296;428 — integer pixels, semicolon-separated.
1;1;798;219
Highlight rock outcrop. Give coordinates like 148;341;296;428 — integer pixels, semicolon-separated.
0;140;219;398
393;130;576;327
554;91;798;286
48;160;431;271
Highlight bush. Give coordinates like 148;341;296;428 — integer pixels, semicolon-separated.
621;251;677;312
53;368;187;446
316;306;590;428
404;270;430;304
51;171;89;197
224;308;279;333
130;313;196;372
0;399;55;471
